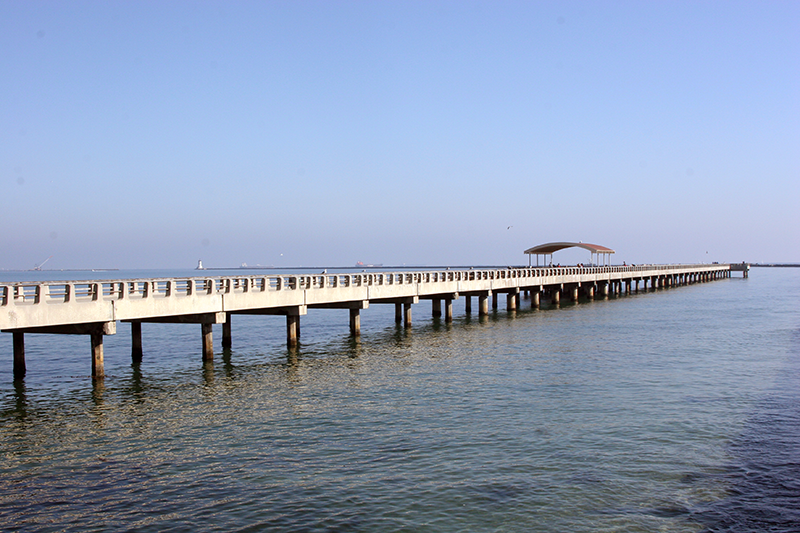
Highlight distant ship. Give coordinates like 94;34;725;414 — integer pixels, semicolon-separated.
355;261;383;268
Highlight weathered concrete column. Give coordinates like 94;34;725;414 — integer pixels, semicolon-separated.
506;292;517;311
13;332;25;380
444;297;453;323
479;294;489;316
395;303;402;323
131;321;143;364
222;314;232;349
532;290;540;308
552;289;560;305
349;308;361;337
202;323;214;361
603;282;609;297
572;286;579;302
286;315;299;347
403;302;412;328
91;333;104;378
465;296;472;314
432;299;442;318
492;293;498;310
515;292;521;309
587;285;594;300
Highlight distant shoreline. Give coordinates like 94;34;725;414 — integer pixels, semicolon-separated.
0;268;120;273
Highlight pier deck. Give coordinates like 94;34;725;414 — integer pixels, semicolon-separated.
2;263;737;379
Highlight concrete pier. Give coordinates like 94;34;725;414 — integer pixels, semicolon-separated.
202;323;213;360
131;321;143;363
349;308;361;336
1;263;739;379
479;294;489;316
13;331;24;380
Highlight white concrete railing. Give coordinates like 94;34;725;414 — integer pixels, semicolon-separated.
1;264;730;331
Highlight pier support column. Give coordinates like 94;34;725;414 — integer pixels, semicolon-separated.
506;293;517;311
479;294;489;316
13;332;25;380
395;303;402;323
572;286;579;302
587;285;594;300
403;302;412;328
603;282;609;298
91;333;104;378
201;323;214;361
444;297;453;323
492;293;498;310
432;299;442;318
131;321;143;364
552;289;560;305
222;314;232;349
349;308;361;337
532;290;540;308
286;315;299;347
465;296;472;314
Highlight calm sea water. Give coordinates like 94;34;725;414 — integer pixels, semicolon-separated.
1;267;798;532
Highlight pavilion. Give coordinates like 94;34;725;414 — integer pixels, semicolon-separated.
524;242;615;267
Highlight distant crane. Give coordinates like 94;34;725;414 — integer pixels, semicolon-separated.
33;255;52;271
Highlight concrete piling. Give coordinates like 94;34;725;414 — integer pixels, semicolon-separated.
201;323;214;360
91;333;104;378
13;332;25;380
131;321;143;363
349;308;361;336
479;294;489;316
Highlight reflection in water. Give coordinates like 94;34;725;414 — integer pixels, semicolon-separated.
6;380;29;422
202;361;215;385
221;348;234;378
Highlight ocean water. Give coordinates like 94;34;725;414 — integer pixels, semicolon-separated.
0;267;798;532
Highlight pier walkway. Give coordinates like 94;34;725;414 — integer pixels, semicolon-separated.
2;263;739;379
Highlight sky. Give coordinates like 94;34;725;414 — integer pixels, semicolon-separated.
2;1;798;270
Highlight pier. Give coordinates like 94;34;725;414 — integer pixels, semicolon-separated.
2;263;739;379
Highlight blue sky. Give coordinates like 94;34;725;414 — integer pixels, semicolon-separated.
2;1;798;269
